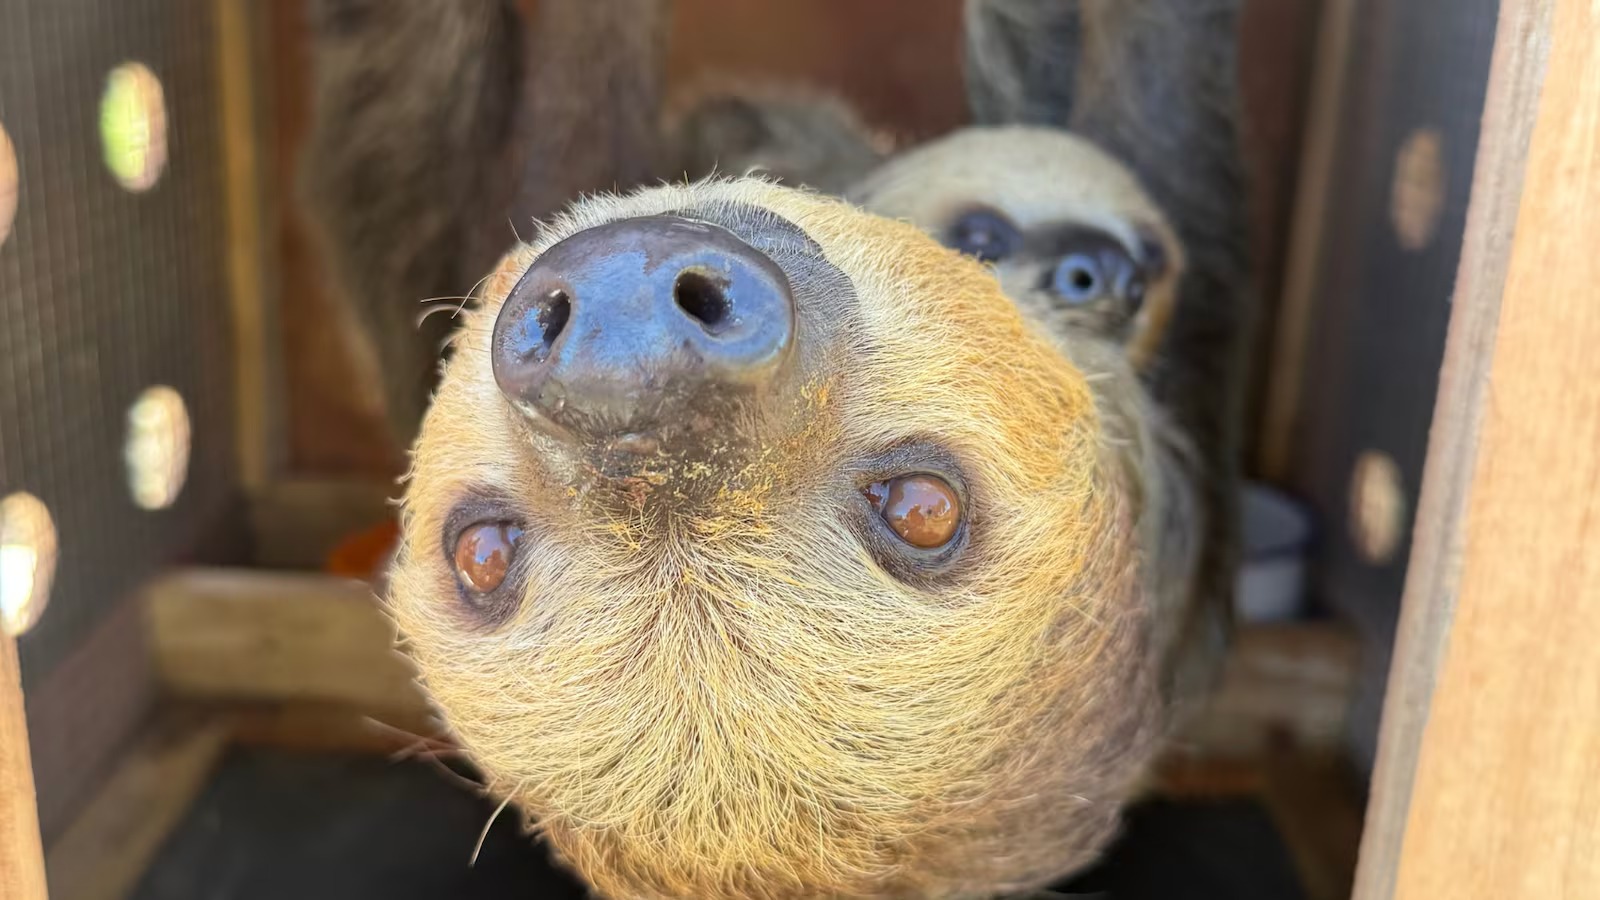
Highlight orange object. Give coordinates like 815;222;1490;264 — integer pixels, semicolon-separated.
324;518;402;582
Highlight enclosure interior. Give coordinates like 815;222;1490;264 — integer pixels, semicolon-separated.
0;0;1504;898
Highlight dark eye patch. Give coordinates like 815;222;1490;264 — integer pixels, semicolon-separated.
1026;224;1148;313
944;207;1024;264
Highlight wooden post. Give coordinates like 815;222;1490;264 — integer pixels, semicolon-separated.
1357;0;1600;895
217;0;278;491
1257;0;1359;480
1;635;48;900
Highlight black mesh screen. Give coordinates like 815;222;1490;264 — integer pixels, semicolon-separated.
0;0;236;686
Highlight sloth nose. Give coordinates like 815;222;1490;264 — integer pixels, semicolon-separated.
491;215;796;441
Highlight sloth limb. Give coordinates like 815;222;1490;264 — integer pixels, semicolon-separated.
299;0;667;446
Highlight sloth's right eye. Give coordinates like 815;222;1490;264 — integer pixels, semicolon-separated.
945;209;1023;264
864;474;963;550
453;521;524;595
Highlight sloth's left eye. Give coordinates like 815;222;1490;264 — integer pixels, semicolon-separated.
864;475;963;549
945;209;1022;264
453;521;524;595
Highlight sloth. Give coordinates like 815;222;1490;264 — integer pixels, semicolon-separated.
302;0;1249;896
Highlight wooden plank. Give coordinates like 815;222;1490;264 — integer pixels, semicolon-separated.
226;700;444;758
23;593;155;844
144;569;427;720
0;634;47;900
1174;623;1361;760
1351;1;1555;896
1383;0;1600;895
1150;748;1365;900
217;0;280;490
1256;0;1360;479
44;712;231;900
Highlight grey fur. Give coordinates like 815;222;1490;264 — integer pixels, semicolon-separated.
667;86;889;194
300;0;667;447
300;0;521;445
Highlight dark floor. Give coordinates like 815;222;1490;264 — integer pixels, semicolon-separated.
131;749;1305;900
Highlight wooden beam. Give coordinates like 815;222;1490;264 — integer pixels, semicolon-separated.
1383;0;1600;894
0;634;46;900
216;0;280;490
1257;0;1359;479
1174;623;1361;760
44;712;231;900
144;569;428;720
1349;0;1600;894
1262;750;1365;900
226;700;444;757
1350;1;1558;897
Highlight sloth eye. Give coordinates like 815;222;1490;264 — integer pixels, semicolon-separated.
864;475;963;549
453;521;523;594
945;209;1023;264
1047;240;1146;311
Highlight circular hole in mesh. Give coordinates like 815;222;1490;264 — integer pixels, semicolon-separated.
1;492;58;637
125;386;192;510
100;62;168;192
1391;128;1445;251
1349;450;1407;565
0;122;16;247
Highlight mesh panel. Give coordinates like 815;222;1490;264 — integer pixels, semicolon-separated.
0;0;236;686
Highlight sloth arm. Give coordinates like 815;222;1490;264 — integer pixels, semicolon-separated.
298;0;667;446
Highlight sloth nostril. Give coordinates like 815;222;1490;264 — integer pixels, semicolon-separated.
490;215;796;439
674;270;733;334
529;290;571;363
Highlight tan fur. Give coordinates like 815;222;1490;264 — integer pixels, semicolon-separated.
392;179;1174;898
852;128;1207;695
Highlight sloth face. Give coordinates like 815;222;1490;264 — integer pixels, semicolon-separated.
392;177;1163;898
851;127;1183;370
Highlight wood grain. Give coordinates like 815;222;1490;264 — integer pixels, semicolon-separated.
1387;0;1600;894
1351;0;1555;895
1341;0;1599;894
0;634;46;900
144;569;427;720
44;712;232;900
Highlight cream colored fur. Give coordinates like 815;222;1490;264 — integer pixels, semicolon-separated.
851;127;1185;370
391;178;1187;898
